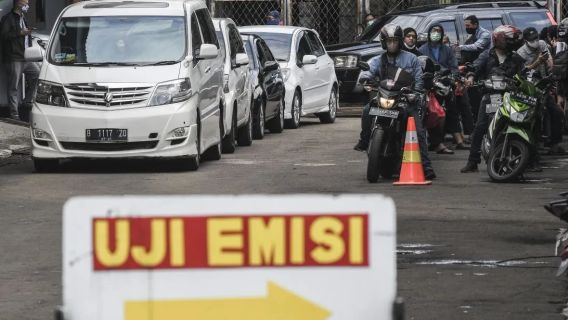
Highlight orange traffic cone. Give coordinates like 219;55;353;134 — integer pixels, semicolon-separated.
394;116;432;186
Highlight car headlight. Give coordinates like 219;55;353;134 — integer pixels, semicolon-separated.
281;68;291;82
35;80;67;107
379;97;396;109
334;55;358;68
149;78;192;107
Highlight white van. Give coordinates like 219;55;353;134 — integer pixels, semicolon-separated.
26;0;224;172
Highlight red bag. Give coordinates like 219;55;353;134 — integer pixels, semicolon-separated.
425;92;446;129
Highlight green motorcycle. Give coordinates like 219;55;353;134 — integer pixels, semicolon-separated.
486;74;550;182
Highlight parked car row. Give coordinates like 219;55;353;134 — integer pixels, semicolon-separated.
25;0;339;173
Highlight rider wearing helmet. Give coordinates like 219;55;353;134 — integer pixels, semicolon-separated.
461;25;526;173
355;23;436;180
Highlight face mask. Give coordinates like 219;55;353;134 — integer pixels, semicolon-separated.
387;42;399;54
21;4;29;12
527;40;539;49
466;28;476;35
430;32;442;42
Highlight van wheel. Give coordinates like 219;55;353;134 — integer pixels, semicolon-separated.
267;95;285;133
203;115;223;161
33;158;59;173
237;108;253;146
253;99;265;139
285;92;301;129
222;108;237;153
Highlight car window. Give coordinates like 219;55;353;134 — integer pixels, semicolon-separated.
196;9;219;47
228;26;245;67
256;40;267;67
478;18;503;32
375;15;425;41
216;30;226;60
244;39;257;69
436;20;459;44
260;40;275;62
251;32;293;62
306;31;325;57
191;13;203;55
509;12;551;32
297;34;312;64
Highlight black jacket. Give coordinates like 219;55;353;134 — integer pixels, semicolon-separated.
472;48;526;80
1;11;30;62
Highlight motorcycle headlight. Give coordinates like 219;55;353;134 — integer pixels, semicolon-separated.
281;68;291;82
333;55;358;68
379;97;396;109
149;78;192;107
35;80;67;107
510;110;529;123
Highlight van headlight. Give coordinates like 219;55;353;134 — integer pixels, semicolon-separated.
149;78;192;107
35;80;67;107
334;55;358;68
379;97;396;109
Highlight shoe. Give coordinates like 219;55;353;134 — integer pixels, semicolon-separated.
425;170;437;180
460;161;478;173
455;143;470;150
353;140;368;152
436;147;454;154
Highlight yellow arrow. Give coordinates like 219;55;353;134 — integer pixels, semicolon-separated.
124;281;331;320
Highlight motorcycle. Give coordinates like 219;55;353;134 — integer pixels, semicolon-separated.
545;192;568;276
485;73;552;182
359;62;422;183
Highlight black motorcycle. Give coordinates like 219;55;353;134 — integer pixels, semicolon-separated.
359;62;421;183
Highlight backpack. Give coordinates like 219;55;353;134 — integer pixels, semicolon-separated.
552;49;568;81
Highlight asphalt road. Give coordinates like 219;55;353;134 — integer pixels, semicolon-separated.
1;117;567;320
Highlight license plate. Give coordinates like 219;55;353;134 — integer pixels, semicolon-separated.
486;94;502;114
86;128;128;142
370;108;399;119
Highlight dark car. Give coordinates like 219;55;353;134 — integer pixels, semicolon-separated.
327;1;556;98
240;33;286;139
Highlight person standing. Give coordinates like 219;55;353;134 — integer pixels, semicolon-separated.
0;0;39;120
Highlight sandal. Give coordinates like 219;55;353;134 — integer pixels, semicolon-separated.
436;147;454;154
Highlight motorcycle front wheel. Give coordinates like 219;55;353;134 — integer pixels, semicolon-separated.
367;127;386;183
487;137;530;182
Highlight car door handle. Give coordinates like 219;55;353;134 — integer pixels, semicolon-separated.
205;66;211;73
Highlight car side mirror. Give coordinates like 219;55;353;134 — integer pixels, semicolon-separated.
25;46;43;62
235;53;249;67
197;44;218;60
417;33;428;46
302;55;317;66
358;61;370;71
263;60;279;71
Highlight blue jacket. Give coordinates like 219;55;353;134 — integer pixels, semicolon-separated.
460;26;491;53
361;50;424;91
419;43;458;75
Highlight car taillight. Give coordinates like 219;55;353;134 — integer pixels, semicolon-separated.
547;11;557;25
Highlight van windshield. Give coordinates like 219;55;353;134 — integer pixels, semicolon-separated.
49;16;186;66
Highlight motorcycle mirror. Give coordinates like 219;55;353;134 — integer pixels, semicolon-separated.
358;61;370;71
434;64;441;72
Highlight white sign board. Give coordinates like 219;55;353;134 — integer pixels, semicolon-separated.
62;195;397;320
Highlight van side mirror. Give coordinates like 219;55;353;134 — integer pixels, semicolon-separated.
197;44;218;60
235;53;249;67
358;61;370;71
302;55;317;66
25;46;43;62
417;33;428;45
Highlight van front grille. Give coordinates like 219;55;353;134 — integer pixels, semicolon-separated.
64;83;153;108
60;141;158;151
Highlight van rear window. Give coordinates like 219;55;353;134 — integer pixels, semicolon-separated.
510;12;551;32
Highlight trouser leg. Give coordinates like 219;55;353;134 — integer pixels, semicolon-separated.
7;61;24;117
468;95;490;164
407;104;433;171
359;102;372;144
22;62;40;104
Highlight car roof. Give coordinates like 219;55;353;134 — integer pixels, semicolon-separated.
238;25;310;34
212;18;236;31
63;0;202;17
391;0;545;16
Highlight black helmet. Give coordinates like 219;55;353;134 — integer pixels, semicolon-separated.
380;24;404;52
559;18;568;42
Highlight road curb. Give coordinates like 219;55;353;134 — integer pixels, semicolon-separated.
0;118;31;159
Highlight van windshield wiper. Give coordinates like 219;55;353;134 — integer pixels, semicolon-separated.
139;61;179;66
73;62;143;67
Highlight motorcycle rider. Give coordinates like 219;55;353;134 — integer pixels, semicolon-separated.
354;24;436;180
402;27;421;56
419;24;462;154
461;25;525;173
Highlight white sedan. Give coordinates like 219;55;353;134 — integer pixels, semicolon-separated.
238;26;338;129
